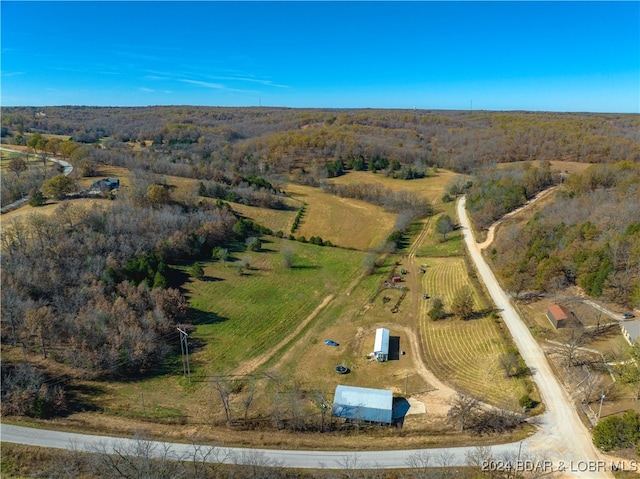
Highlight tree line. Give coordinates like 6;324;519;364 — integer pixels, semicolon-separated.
3;107;638;182
0;185;252;415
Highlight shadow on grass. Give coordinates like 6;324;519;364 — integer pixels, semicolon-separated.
290;264;320;270
189;308;229;326
389;336;402;361
392;397;411;426
65;383;106;415
201;276;224;282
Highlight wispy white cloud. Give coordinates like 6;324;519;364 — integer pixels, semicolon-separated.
139;87;173;95
179;79;225;89
1;71;25;77
178;78;261;95
142;68;289;90
209;75;290;89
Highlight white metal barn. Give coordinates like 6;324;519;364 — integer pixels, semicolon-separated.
332;385;393;424
373;327;390;362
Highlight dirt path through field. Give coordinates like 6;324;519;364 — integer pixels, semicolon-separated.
235;294;334;376
392;324;456;416
396;204;459;416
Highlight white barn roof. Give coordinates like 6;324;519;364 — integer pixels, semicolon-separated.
332;385;393;423
374;327;390;354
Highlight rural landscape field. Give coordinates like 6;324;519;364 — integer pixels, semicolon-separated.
1;106;640;478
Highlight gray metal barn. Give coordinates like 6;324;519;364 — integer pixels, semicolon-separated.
332;385;393;424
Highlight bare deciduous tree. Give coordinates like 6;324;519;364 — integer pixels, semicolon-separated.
447;393;480;431
212;377;233;423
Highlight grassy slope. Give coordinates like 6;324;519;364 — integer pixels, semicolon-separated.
185;240;368;373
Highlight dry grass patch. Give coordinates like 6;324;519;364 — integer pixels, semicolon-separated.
285;183;395;250
231;202;297;235
419;258;528;408
330;169;461;200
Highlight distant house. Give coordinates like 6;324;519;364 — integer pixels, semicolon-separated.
546;304;574;329
90;178;120;192
621;321;640;345
332;385;393;424
373;327;390;362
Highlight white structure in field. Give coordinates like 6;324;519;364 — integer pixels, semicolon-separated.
332;385;393;424
373;327;390;362
621;320;640;345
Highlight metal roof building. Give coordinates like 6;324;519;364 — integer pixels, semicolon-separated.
373;327;390;361
332;385;393;424
622;320;640;345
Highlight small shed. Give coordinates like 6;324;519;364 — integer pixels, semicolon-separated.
374;327;390;362
621;320;640;345
332;385;393;424
546;304;574;329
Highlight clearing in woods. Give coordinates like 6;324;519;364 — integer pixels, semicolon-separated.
4;166;538;449
284;182;396;251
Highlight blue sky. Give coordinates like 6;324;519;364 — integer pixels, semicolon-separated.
2;1;639;112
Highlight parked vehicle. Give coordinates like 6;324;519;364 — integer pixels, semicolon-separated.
622;313;635;319
324;339;339;346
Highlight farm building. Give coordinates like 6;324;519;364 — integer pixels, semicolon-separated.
373;327;390;361
332;385;393;424
621;321;640;345
91;178;120;192
546;304;575;329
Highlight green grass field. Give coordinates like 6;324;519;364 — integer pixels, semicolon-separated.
183;240;368;374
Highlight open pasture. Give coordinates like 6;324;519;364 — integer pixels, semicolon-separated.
419;257;527;407
285;182;396;250
184;239;368;373
417;207;465;258
231;202;298;236
329;169;461;199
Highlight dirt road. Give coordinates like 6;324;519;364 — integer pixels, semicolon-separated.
457;196;613;479
0;195;617;476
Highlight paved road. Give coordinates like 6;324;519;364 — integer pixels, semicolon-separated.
0;147;73;214
0;196;616;477
0;422;524;470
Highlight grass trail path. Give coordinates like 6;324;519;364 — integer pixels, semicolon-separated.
234;294;334;377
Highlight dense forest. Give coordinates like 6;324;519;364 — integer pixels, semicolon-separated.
1;106;639;416
490;161;640;308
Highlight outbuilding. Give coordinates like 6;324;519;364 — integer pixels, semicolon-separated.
373;327;390;362
91;178;120;192
332;385;393;424
621;320;640;345
546;304;574;329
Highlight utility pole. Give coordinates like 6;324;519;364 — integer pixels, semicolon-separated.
598;392;605;421
177;327;191;382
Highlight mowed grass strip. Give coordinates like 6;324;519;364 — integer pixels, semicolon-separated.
417;203;464;257
184;239;367;374
420;258;526;407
